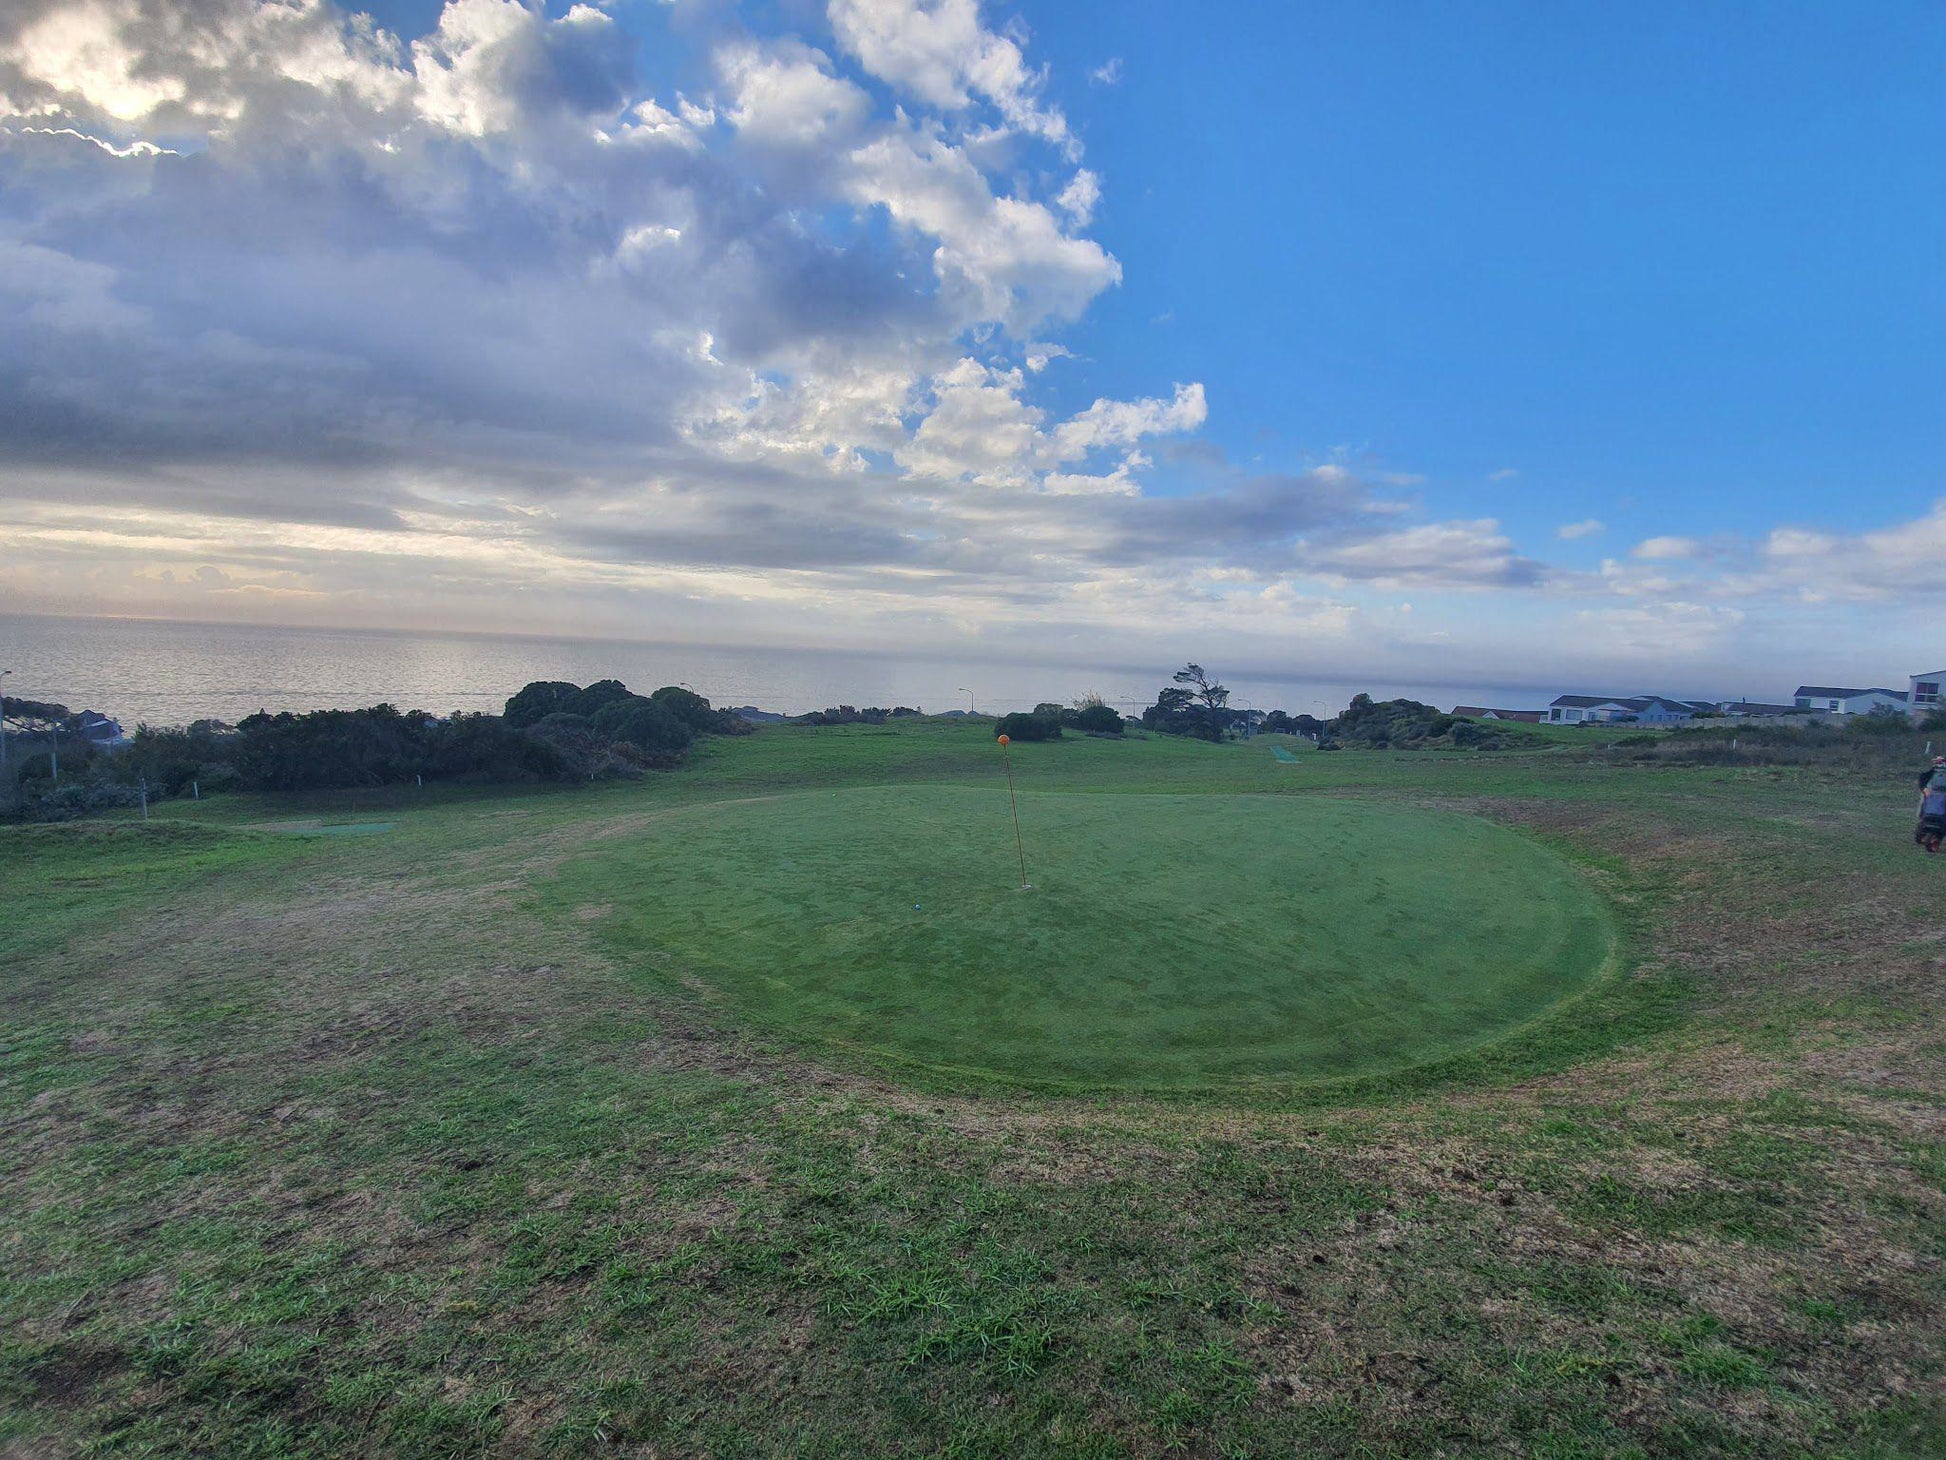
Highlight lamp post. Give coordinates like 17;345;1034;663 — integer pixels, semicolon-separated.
958;686;973;714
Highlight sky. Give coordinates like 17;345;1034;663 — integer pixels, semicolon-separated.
1;0;1942;698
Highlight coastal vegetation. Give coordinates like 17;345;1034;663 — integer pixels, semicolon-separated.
0;680;749;820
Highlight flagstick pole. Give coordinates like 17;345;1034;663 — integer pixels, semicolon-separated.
999;735;1030;889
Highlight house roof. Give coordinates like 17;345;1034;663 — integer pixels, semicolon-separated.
1722;701;1795;714
1793;685;1906;700
1550;693;1713;715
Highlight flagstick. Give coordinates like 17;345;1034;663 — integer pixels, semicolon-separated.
998;734;1030;890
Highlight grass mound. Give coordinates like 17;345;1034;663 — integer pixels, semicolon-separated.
550;785;1613;1087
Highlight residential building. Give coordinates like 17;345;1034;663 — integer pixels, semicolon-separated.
74;711;126;746
1909;671;1944;721
1790;686;1910;716
1718;701;1797;717
1545;694;1709;725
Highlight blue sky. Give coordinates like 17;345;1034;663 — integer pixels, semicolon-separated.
2;0;1942;694
1043;3;1946;539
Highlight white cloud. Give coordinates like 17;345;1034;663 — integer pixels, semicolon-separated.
895;357;1041;485
719;39;869;148
827;0;1073;152
846;127;1120;331
1047;383;1206;462
1308;520;1539;589
6;0;189;120
1757;501;1946;600
1633;534;1701;560
1089;57;1122;87
1055;167;1100;225
413;0;629;136
1557;518;1604;540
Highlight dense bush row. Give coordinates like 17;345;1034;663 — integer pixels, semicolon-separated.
791;705;922;726
3;678;749;820
1322;694;1515;750
993;700;1129;742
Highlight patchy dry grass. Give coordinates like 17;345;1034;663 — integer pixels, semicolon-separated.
2;724;1941;1456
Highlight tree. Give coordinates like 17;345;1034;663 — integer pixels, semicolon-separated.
502;680;581;728
1142;665;1237;741
1173;664;1231;716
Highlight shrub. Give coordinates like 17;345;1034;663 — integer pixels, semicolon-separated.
568;679;636;718
423;712;566;782
995;711;1061;741
1066;702;1124;735
526;716;640;780
25;781;145;822
592;696;694;761
502;680;582;728
122;723;238;795
232;705;432;791
1327;694;1512;750
792;705;920;726
650;685;749;736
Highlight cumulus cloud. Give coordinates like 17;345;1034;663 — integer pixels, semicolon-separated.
719;38;868;148
828;0;1073;152
1557;518;1604;540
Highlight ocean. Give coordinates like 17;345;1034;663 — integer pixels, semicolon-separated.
0;615;1550;726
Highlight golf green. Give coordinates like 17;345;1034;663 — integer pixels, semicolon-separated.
554;787;1614;1087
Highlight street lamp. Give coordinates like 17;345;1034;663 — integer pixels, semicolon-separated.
957;686;973;714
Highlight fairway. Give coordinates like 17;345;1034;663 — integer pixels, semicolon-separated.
553;786;1613;1086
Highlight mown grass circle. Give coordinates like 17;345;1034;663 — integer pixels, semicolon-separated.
554;786;1614;1088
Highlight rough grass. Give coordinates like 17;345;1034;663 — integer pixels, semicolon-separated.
2;719;1941;1458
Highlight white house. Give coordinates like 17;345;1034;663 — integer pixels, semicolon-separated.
1791;686;1910;716
1910;670;1945;721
